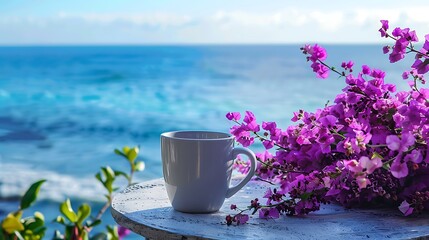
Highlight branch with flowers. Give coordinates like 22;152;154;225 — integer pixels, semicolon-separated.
225;19;429;225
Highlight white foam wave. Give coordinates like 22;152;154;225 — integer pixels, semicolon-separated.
0;162;118;202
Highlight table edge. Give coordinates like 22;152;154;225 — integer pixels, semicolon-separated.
111;204;213;240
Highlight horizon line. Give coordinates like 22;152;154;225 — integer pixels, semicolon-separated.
0;42;388;47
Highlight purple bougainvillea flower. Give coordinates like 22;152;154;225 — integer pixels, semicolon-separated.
356;175;371;189
382;46;390;54
311;62;330;79
118;226;131;240
362;65;371;75
235;213;249;225
259;208;280;219
392;27;403;37
227;21;429;218
386;133;415;152
390;160;409;178
359;156;382;174
226;112;241;121
404;150;423;164
309;44;327;62
379;20;389;37
411;59;429;75
319;115;337;128
399;201;414;216
263;140;274;149
243;111;256;124
245;120;260;132
344;159;362;173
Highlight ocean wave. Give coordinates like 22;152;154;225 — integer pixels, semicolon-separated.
0;162;123;202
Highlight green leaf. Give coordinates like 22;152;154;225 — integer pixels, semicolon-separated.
114;149;126;158
90;233;107;240
52;230;64;240
32;226;46;235
300;192;311;201
122;146;130;155
95;172;103;183
20;179;46;210
60;199;78;223
77;204;91;226
25;216;44;233
103;167;116;181
372;152;383;159
126;147;139;162
1;213;24;234
106;225;119;240
134;161;145;172
55;216;65;225
86;219;101;228
383;162;391;170
34;212;44;222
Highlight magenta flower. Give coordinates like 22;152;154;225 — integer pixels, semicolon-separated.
359;156;382;174
243;111;256;124
411;59;429;75
362;65;371;75
382;46;390;54
309;44;327;62
311;62;330;79
356;176;371;189
404;150;423;164
226;112;241;121
263;140;274;149
319;115;337;128
398;201;414;216
259;208;280;219
227;20;429;218
118;226;131;240
234;213;249;225
390;160;409;178
379;20;389;37
386;133;415;152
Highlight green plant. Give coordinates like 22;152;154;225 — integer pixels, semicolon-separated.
0;146;144;240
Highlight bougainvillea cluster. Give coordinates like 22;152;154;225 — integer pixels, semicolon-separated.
225;20;429;225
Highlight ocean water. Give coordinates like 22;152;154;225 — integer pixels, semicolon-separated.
0;45;413;237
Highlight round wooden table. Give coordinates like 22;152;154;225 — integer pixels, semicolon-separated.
111;178;429;239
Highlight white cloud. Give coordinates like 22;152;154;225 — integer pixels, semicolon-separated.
1;6;429;44
57;12;194;27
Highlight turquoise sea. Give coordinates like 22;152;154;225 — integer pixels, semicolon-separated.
0;45;413;238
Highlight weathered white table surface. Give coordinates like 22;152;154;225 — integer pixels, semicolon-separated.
111;178;429;240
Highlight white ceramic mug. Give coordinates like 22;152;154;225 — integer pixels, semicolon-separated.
161;130;257;213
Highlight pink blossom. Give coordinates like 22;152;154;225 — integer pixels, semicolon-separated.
390;160;409;178
359;156;382;174
356;176;371;189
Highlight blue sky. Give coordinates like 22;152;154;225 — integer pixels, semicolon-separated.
1;0;429;45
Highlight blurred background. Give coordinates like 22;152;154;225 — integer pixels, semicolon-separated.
0;0;428;238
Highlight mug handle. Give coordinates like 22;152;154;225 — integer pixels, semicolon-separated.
225;147;257;198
